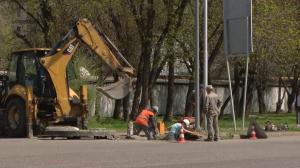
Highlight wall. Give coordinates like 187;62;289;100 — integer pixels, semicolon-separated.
95;83;291;117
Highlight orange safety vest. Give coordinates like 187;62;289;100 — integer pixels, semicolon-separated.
135;110;154;126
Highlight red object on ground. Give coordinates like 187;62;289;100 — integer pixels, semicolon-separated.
249;123;258;140
178;126;186;143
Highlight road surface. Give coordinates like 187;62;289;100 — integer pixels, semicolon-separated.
0;136;299;168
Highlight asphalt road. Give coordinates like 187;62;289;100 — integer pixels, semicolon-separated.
0;136;299;168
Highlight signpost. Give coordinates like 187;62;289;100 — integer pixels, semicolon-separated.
195;0;200;132
223;0;253;131
203;0;208;131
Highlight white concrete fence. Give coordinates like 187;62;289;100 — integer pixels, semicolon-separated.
89;84;291;117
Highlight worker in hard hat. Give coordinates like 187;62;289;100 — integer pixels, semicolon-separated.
165;119;194;141
135;106;158;140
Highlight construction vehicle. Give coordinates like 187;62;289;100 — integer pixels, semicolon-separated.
0;18;134;138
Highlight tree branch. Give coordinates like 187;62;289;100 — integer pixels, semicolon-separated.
12;0;44;30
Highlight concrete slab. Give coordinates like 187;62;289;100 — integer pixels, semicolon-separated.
39;128;116;140
232;135;241;139
45;126;80;131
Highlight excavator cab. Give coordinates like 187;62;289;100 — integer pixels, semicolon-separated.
7;49;58;98
8;50;40;95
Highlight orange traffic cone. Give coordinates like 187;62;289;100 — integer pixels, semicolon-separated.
178;126;186;143
249;123;258;140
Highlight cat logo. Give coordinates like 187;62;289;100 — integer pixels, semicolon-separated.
63;42;77;56
67;44;75;53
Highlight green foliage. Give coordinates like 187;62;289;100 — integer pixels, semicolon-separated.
0;6;22;66
68;49;103;115
251;0;299;86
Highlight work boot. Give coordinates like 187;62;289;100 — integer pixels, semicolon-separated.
204;138;213;142
148;137;154;140
214;138;218;142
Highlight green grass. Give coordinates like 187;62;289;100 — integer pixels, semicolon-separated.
219;112;300;135
88;117;128;132
88;112;300;135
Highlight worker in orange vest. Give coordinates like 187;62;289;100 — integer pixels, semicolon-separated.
135;106;158;140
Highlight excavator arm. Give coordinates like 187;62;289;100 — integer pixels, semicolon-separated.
76;18;134;75
40;18;134;114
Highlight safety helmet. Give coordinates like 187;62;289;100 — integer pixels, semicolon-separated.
199;84;204;91
152;106;159;113
183;119;190;126
206;85;213;90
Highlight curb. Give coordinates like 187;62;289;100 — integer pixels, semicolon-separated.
232;132;300;139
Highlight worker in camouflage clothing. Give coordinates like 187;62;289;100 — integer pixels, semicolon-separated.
188;84;205;126
203;85;222;142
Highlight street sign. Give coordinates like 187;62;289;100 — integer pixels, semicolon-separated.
223;0;253;131
223;0;253;56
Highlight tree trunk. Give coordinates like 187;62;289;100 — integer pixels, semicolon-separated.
219;81;240;119
276;76;282;114
123;88;131;122
113;73;123;119
185;79;195;117
238;73;255;118
129;56;144;120
129;0;154;119
128;0;189;120
287;66;298;113
256;85;266;114
287;93;295;113
164;55;175;122
234;88;240;118
138;42;151;112
219;66;240;119
234;66;241;119
219;96;231;119
113;99;123;119
138;1;155;112
245;86;255;117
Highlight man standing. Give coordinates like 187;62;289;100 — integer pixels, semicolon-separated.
204;85;222;142
296;89;300;127
135;106;158;140
188;84;205;125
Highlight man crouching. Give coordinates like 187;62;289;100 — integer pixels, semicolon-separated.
165;119;194;141
135;106;158;140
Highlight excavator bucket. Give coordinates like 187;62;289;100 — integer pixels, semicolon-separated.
96;75;131;100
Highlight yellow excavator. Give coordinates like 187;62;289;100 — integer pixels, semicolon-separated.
0;18;134;138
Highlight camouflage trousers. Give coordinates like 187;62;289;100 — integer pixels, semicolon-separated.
207;113;219;140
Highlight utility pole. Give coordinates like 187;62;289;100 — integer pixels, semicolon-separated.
195;0;200;132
